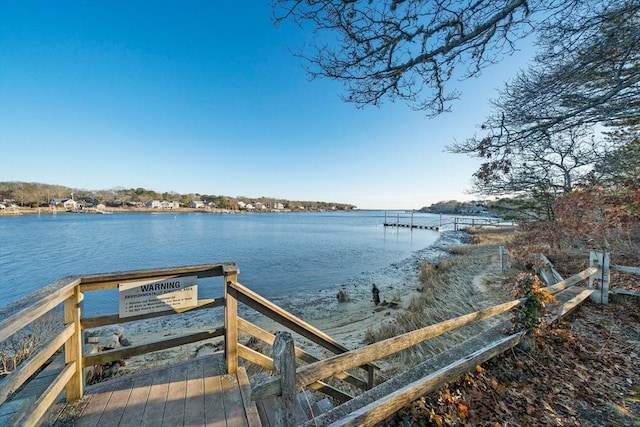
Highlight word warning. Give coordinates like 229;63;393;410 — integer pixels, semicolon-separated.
118;276;198;318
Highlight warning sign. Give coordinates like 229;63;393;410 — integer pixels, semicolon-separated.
118;276;198;318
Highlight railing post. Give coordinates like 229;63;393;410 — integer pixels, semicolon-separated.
225;270;239;374
63;286;84;400
273;331;297;427
589;250;610;305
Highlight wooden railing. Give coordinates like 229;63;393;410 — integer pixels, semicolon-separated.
0;262;374;426
0;250;635;426
0;263;236;426
250;261;606;426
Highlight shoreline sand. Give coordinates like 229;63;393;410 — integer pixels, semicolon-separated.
104;229;496;379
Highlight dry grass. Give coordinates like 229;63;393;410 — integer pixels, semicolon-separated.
363;226;517;377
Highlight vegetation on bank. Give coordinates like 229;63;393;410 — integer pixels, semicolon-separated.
373;185;640;425
0;181;356;211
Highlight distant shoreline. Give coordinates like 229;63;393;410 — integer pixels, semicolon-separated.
0;206;364;216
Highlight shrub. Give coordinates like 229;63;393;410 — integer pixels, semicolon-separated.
0;311;63;377
511;273;556;335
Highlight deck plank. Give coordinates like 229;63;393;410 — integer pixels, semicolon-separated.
184;358;205;427
140;366;170;427
203;356;226;427
119;373;153;427
75;385;112;427
161;363;188;427
237;366;263;427
50;353;261;426
97;378;133;427
221;373;248;427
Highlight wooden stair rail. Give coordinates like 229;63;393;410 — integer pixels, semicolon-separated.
252;298;522;400
252;264;600;401
330;332;527;427
228;280;376;387
238;318;367;391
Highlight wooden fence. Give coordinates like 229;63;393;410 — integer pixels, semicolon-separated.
0;250;636;426
0;262;375;426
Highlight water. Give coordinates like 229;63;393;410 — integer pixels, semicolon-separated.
0;211;451;316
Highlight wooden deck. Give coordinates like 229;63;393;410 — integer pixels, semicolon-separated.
48;353;261;427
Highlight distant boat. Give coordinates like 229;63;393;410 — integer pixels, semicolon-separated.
96;210;112;215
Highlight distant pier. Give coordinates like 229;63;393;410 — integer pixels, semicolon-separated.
383;222;441;231
382;210;442;232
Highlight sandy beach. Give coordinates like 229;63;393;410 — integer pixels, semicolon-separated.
96;228;511;382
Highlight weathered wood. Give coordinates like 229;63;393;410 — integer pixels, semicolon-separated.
306;380;354;404
238;318;368;391
238;343;274;370
537;253;564;285
610;264;640;274
548;288;593;323
64;287;84;400
236;364;263;427
0;276;79;343
229;281;374;375
81;298;224;329
252;299;522;400
543;266;598;295
141;366;171;427
163;363;188;426
83;328;224;366
612;288;640;297
203;357;225;427
0;323;74;405
220;369;249;427
99;378;133;427
589;250;610;304
0;396;35;426
77;263;236;292
21;361;76;427
328;332;526;427
238;344;353;404
119;373;153;426
274;332;297;427
225;272;239;374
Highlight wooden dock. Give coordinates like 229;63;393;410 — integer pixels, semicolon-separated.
47;353;261;427
383;222;441;231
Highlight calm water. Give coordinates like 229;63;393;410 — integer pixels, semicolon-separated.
0;211;450;315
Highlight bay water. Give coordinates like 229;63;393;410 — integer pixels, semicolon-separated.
0;210;450;316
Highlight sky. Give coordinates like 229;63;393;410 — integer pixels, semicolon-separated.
0;1;536;210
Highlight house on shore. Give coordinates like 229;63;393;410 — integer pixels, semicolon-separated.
146;200;179;209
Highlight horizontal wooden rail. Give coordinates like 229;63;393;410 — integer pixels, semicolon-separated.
0;323;74;405
548;288;593;322
229;282;375;378
81;298;225;329
84;328;224;366
330;332;526;427
252;298;522;400
21;361;77;427
611;264;640;274
0;276;79;342
237;344;353;403
77;262;237;292
543;267;598;295
238;318;368;391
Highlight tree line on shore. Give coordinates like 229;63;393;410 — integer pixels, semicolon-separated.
0;181;356;212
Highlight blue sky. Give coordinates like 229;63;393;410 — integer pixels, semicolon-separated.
0;1;535;209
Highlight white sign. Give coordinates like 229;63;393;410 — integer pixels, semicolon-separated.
119;276;198;318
